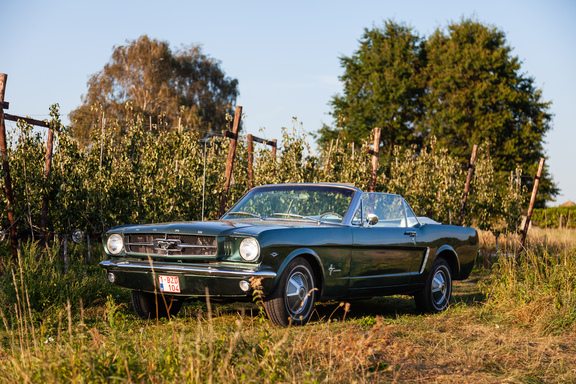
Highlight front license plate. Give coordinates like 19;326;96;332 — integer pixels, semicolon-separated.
158;275;181;293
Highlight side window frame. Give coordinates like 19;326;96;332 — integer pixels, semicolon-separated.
402;199;420;227
357;192;409;228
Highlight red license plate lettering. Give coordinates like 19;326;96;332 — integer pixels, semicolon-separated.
159;275;181;293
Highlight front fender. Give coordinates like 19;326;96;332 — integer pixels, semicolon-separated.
267;248;326;297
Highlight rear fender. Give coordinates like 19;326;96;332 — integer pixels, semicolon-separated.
434;245;460;278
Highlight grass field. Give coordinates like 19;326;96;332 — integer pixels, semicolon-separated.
0;229;575;383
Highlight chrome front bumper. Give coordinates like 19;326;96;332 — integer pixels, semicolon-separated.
100;259;277;279
100;259;278;297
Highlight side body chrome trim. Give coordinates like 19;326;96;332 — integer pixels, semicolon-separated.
419;248;430;274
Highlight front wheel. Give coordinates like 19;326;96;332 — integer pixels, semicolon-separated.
131;290;183;320
414;258;452;313
264;258;317;326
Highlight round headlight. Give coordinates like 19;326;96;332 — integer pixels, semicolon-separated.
107;234;124;255
239;238;260;261
72;229;84;244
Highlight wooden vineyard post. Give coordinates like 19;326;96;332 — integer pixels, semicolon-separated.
270;138;277;177
247;134;254;190
271;139;277;159
368;127;381;192
218;106;242;217
246;134;277;188
62;235;69;273
517;158;545;259
40;122;55;246
458;144;478;226
0;73;18;261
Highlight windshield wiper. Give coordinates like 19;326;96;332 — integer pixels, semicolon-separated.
226;211;264;220
272;213;321;224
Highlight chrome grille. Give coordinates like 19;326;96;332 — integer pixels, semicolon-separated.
125;233;217;256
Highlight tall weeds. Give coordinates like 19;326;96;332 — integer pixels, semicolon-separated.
482;237;576;335
0;240;122;324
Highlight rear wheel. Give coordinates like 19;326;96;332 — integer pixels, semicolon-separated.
414;258;452;313
131;290;183;319
264;258;316;326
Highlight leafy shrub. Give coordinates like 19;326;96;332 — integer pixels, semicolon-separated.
531;206;576;229
0;106;524;249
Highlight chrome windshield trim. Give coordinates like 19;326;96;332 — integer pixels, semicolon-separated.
100;260;277;279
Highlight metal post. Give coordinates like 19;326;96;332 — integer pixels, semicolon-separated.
202;139;207;221
368;128;381;192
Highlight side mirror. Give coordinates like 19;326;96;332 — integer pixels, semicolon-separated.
366;213;379;227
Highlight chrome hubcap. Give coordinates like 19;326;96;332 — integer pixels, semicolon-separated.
431;270;448;308
286;271;310;315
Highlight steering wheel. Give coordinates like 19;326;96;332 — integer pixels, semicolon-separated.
318;212;343;220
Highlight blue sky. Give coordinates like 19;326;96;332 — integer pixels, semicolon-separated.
1;0;575;205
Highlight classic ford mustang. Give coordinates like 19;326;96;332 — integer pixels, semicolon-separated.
100;183;478;326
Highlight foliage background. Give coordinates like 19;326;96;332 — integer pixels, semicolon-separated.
0;106;524;246
531;206;576;229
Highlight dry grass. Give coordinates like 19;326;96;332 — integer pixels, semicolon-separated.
1;228;575;383
527;226;576;249
478;227;576;266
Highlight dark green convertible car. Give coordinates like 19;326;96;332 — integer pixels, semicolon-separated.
100;183;478;326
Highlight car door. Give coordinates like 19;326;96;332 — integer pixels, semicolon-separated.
348;193;418;294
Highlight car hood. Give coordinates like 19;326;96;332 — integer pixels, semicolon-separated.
111;219;341;238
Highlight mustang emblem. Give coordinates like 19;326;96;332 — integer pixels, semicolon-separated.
328;264;341;276
154;239;181;251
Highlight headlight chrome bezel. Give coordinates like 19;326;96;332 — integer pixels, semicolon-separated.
239;237;260;262
107;233;124;255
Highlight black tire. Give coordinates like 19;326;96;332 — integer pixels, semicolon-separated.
131;290;183;320
414;258;452;313
264;258;317;326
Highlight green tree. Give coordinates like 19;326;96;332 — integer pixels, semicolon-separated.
317;21;425;153
70;35;239;148
420;19;556;206
319;18;557;205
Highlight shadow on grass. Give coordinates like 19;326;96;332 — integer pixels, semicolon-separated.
313;272;489;322
180;280;487;325
173;271;489;324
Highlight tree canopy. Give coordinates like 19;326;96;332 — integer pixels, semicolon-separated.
318;18;557;205
317;21;425;152
70;35;239;147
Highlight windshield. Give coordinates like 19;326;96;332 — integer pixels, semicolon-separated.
223;185;356;223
